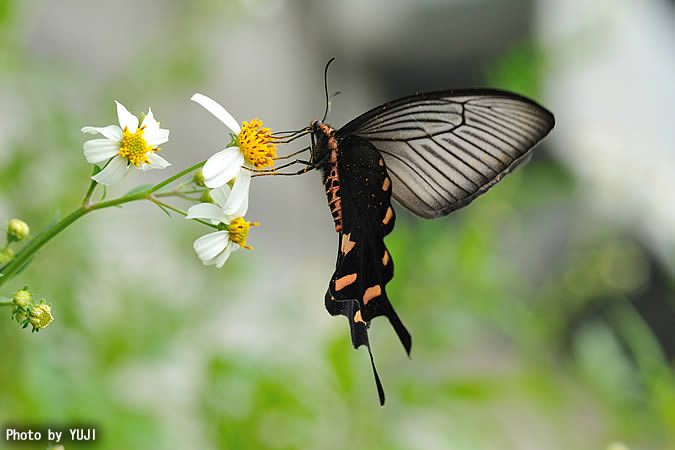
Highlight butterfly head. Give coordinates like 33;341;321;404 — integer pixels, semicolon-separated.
310;119;337;167
311;119;336;138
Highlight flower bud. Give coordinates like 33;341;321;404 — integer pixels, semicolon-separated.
0;247;14;264
12;287;32;308
29;302;54;330
199;190;214;204
193;168;206;187
7;218;29;241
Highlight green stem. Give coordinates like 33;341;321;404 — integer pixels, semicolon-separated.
83;160;205;211
81;166;100;207
155;188;207;198
163;192;197;202
0;299;12;306
149;197;217;229
0;160;206;288
149;198;188;217
0;207;88;286
147;161;205;194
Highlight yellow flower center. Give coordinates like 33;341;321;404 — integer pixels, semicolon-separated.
228;217;259;250
119;126;158;167
237;119;277;169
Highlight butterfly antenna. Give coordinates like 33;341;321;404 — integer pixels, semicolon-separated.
321;58;336;122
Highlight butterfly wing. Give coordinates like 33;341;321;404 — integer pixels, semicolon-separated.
324;134;411;405
337;89;555;218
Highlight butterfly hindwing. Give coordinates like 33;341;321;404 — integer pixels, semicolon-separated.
322;135;412;403
322;135;412;404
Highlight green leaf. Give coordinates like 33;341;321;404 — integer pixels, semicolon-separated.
124;184;154;197
152;202;172;218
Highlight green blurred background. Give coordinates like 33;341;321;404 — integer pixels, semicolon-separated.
1;0;674;449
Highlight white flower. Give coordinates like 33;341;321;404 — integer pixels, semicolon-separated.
82;101;170;186
191;93;278;202
186;180;257;268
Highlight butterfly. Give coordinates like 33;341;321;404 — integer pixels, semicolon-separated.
269;68;555;404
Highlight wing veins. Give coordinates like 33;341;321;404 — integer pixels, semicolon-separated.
368;123;466;142
379;145;464;201
467;105;543;137
427;134;491;182
454;127;515;163
468;109;534;145
469;103;551;127
402;139;480;192
435;134;498;178
361;107;461;126
463;122;519;152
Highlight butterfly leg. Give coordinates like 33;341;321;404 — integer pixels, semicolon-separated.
244;159;310;173
250;161;315;177
272;132;310;144
273;147;310;160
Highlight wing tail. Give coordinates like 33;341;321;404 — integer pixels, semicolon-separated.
325;291;386;405
386;303;412;356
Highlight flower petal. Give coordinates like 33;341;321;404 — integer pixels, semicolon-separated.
214;241;234;268
81;125;123;141
145;128;170;146
203;147;244;188
140;108;159;134
91;156;129;186
223;169;250;218
193;231;230;262
83;139;120;163
186;203;228;222
145;152;171;169
116;101;139;132
209;184;232;208
191;93;241;135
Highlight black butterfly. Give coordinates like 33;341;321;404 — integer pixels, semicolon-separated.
272;77;555;404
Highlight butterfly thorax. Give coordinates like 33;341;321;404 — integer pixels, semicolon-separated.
311;120;343;233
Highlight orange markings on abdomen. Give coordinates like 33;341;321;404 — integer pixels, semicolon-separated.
323;145;343;233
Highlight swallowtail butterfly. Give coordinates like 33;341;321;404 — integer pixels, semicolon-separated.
277;65;555;404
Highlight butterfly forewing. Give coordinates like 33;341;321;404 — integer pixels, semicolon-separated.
337;89;555;218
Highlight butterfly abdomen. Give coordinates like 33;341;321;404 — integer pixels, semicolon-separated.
314;122;344;233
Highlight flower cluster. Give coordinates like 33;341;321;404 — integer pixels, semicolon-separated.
8;287;54;332
185;93;276;267
1;93;283;334
79;95;275;269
